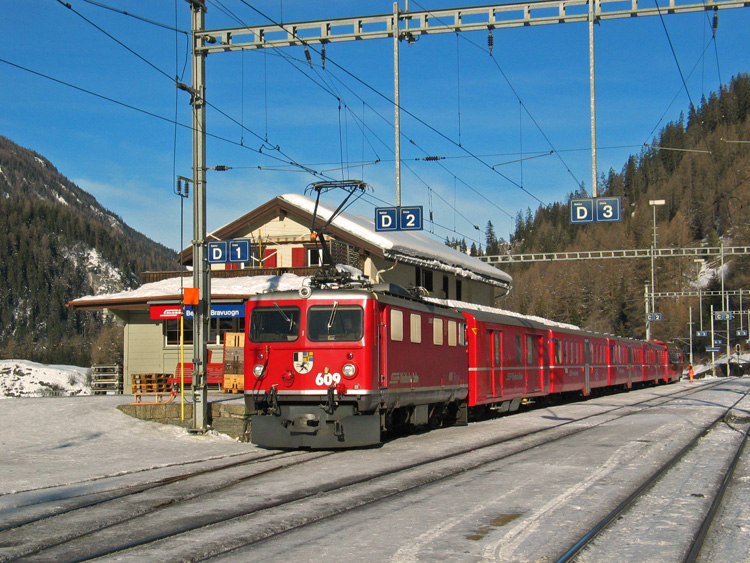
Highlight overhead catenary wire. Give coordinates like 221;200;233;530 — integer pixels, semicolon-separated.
234;0;549;209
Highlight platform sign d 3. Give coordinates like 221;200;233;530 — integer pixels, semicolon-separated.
375;206;423;232
570;197;622;224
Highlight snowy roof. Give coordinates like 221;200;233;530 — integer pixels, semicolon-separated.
69;274;306;307
424;297;581;331
277;193;512;288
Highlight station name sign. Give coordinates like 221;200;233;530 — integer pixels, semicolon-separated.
150;304;244;320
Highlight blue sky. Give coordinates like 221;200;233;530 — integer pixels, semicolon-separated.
1;1;748;251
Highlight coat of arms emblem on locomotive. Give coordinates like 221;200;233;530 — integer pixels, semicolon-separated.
293;351;314;374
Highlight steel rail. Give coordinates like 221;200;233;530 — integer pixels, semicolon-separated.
554;385;750;563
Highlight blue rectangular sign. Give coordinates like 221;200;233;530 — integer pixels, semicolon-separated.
706;347;721;353
375;206;424;231
399;206;423;231
696;331;709;337
570;199;595;224
229;240;250;263
375;208;398;231
185;304;244;318
207;241;228;264
596;197;622;222
570;197;622;224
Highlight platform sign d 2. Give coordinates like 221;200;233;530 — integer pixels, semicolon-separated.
375;206;423;232
570;197;622;224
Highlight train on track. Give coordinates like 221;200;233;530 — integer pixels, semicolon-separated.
244;182;683;449
244;280;683;449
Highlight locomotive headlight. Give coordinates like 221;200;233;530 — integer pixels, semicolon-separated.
342;363;357;378
253;364;265;378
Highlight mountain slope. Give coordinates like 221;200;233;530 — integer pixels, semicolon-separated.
499;73;750;344
0;135;177;364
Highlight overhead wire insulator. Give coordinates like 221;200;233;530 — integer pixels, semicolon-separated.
712;8;719;38
488;30;494;56
321;44;326;69
304;45;313;68
422;156;445;161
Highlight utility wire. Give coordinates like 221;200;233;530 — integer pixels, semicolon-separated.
234;0;548;207
0;57;331;178
58;0;326;180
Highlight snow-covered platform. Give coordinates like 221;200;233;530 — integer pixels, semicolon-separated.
0;395;255;495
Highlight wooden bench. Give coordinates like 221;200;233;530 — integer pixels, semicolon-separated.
168;363;225;390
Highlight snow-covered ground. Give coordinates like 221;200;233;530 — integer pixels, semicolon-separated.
0;359;91;398
0;395;255;494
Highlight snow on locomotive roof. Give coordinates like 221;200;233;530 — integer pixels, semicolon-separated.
424;296;581;332
279;193;512;288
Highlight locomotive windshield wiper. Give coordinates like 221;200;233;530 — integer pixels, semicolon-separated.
273;302;294;330
327;301;339;333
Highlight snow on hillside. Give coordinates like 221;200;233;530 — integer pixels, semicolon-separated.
0;360;92;398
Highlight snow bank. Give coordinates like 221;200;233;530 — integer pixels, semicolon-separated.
0;360;91;399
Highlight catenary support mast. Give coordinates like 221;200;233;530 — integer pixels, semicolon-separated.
189;0;209;432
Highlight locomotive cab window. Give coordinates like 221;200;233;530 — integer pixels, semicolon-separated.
249;305;300;342
308;304;364;342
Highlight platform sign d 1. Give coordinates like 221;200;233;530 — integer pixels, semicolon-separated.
207;241;228;264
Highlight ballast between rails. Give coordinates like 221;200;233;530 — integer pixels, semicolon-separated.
244;284;683;449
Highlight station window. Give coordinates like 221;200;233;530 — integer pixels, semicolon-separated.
448;320;457;347
165;318;193;346
433;318;444;345
390;309;404;342
456;279;462;301
166;317;246;346
410;313;422;344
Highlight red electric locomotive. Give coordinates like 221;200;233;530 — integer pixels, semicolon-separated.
245;284;469;448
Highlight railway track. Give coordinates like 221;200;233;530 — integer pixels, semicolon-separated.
0;379;734;562
555;386;750;563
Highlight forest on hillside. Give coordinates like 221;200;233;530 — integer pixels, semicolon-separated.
0;136;178;365
492;73;750;347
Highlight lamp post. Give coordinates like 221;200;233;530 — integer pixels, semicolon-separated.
647;199;665;340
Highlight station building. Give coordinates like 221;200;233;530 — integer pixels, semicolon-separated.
69;193;512;392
